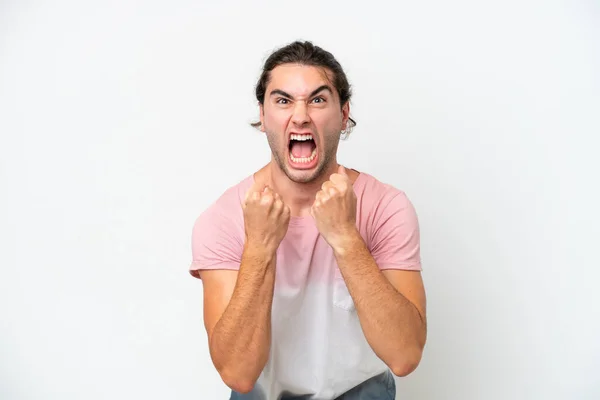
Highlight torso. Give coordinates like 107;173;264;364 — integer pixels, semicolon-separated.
225;170;396;399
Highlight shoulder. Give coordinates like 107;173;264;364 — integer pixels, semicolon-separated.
193;175;253;228
355;171;411;209
217;174;254;210
189;176;253;278
355;173;422;269
354;171;419;240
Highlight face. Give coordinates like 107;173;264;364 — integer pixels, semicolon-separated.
259;64;349;183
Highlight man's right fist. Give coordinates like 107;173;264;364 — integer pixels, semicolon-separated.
243;184;290;255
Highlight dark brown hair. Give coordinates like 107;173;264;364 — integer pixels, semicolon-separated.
251;41;356;135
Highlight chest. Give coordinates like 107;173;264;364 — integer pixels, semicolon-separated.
274;224;336;288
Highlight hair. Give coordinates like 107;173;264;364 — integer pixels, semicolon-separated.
251;41;356;137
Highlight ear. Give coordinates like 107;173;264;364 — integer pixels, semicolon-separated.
341;101;350;130
259;103;265;132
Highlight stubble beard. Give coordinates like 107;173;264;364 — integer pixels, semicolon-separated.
265;130;337;184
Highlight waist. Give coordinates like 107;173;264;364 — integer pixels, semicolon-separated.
230;370;395;400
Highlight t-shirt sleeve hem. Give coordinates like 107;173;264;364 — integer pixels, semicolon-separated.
189;261;241;279
377;262;422;272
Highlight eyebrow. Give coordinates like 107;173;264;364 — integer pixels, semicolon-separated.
269;85;333;100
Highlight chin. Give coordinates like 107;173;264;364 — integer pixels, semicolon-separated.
287;172;318;184
284;161;327;184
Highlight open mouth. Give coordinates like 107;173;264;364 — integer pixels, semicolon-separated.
288;133;317;164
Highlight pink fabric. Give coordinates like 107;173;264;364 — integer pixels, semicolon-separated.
188;171;422;398
189;172;421;280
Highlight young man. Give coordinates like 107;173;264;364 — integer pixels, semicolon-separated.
189;41;427;400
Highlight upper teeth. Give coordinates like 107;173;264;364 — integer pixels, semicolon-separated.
291;134;313;141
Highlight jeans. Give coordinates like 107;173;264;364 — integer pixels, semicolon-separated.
230;370;396;400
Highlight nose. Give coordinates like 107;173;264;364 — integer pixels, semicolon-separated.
291;102;311;126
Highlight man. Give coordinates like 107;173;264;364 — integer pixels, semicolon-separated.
189;41;427;400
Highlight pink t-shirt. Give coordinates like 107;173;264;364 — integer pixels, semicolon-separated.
189;171;422;399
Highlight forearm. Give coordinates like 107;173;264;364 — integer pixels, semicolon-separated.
334;233;426;376
210;245;276;391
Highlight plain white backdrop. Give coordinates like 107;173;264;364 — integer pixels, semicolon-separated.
1;1;599;399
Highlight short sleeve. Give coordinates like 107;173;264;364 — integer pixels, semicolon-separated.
369;191;422;271
189;202;244;279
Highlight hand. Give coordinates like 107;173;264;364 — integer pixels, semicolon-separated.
310;165;359;252
243;184;291;255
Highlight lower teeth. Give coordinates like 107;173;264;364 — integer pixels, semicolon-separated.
290;149;317;163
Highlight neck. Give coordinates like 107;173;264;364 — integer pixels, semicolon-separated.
260;161;340;218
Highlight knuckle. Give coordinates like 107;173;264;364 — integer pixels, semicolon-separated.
261;194;273;204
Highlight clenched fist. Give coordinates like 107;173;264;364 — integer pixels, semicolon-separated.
310;165;358;252
243;184;290;255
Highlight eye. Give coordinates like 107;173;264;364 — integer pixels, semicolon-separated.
276;98;290;104
311;97;326;104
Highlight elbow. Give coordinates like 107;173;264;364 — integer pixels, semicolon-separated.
390;361;419;377
219;369;258;394
226;381;256;394
389;347;423;377
210;345;264;393
211;347;267;394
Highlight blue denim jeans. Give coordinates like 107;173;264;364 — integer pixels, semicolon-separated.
230;370;396;400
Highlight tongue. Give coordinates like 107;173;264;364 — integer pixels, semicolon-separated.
290;141;314;158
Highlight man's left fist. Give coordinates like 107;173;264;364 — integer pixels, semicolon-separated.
310;165;358;251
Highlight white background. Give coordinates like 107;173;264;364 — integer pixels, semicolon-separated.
1;1;599;399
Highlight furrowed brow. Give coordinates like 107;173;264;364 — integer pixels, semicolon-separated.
309;85;333;97
269;85;333;100
269;89;293;99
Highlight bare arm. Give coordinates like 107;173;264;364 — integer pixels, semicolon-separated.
199;245;276;393
199;184;289;393
333;232;427;377
309;166;425;376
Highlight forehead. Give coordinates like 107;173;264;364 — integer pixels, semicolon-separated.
267;64;336;97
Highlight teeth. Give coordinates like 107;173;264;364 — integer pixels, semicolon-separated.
290;148;317;164
290;134;313;141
